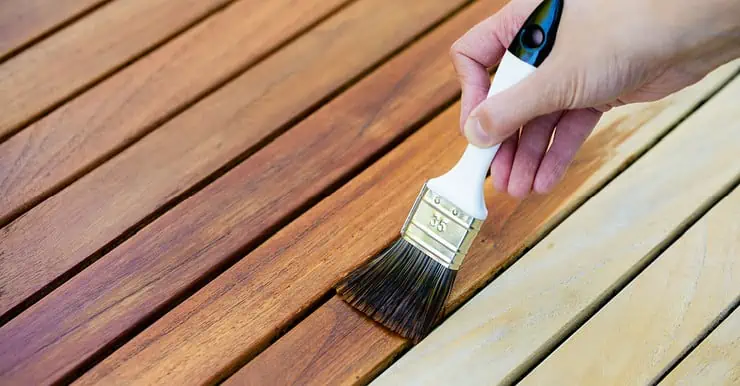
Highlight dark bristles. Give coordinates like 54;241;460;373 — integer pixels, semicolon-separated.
335;238;456;343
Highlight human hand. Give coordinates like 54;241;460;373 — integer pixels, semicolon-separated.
451;0;740;198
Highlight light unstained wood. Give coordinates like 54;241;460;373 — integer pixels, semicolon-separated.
0;0;350;226
0;0;109;60
223;64;740;385
661;307;740;385
520;187;740;385
0;0;465;320
78;65;740;384
0;0;474;382
0;0;231;140
372;75;740;386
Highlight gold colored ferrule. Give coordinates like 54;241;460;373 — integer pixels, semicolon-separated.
400;183;483;270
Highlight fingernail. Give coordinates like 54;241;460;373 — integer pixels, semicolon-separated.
463;116;492;147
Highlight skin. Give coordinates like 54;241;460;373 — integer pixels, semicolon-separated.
451;0;740;198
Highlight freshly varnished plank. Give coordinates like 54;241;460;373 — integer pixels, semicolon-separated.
74;97;468;386
521;187;740;385
0;0;465;319
226;297;409;385
0;0;109;60
662;307;740;385
0;0;472;383
79;66;740;384
0;0;232;140
0;0;349;226
373;75;740;386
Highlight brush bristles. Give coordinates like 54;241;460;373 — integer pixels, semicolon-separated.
336;238;456;342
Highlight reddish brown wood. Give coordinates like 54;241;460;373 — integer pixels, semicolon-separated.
0;0;232;140
225;297;409;386
72;106;468;386
0;0;349;225
0;0;465;320
0;0;474;383
0;0;109;60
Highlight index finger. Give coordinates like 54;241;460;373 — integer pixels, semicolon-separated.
450;0;542;130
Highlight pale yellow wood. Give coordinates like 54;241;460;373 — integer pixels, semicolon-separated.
520;188;740;385
661;307;740;385
372;71;740;386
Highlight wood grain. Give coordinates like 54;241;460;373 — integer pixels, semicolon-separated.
224;64;740;386
373;75;740;386
225;297;409;386
0;0;350;226
520;187;740;385
78;66;740;384
662;306;740;385
0;0;473;382
0;0;231;140
0;0;465;320
0;0;109;60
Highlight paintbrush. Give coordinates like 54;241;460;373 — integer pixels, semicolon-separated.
336;0;564;342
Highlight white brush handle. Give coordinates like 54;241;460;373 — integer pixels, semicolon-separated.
426;51;536;219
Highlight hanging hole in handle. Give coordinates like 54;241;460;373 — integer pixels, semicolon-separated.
520;24;545;49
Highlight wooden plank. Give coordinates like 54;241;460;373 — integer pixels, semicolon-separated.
0;0;232;140
227;64;740;386
0;0;350;226
662;306;740;385
372;75;740;386
0;0;465;320
0;0;109;60
0;0;473;383
520;187;740;385
79;66;740;383
226;297;409;386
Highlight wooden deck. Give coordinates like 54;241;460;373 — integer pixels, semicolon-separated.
0;1;738;384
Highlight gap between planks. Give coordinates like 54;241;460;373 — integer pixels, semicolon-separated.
373;72;740;386
0;0;480;383
0;0;113;63
659;301;740;385
80;64;740;384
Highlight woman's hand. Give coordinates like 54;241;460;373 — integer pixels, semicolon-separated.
451;0;740;198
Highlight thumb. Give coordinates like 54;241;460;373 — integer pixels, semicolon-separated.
463;65;569;147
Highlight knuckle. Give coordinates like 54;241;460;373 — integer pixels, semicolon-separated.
449;41;465;69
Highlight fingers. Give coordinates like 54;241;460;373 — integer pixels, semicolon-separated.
491;132;519;191
506;111;562;198
450;0;542;131
533;108;602;194
464;63;569;148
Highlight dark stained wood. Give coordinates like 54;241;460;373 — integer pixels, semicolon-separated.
0;0;474;383
0;0;110;60
0;0;465;320
74;68;736;384
222;73;740;385
0;0;232;140
0;0;350;225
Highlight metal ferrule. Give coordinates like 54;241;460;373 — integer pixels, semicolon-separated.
401;183;483;270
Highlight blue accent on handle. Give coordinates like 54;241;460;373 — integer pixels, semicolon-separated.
507;0;563;67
